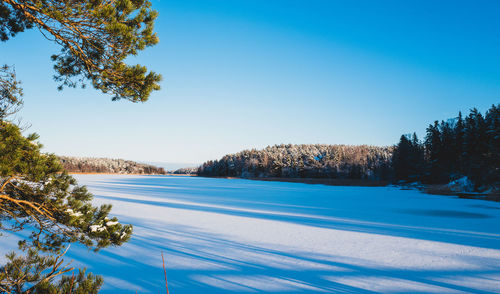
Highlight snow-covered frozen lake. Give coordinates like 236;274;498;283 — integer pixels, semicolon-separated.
55;175;500;292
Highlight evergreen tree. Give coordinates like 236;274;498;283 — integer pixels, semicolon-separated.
439;120;456;178
484;105;500;185
0;121;132;252
0;97;132;292
393;135;412;181
463;109;489;188
392;133;423;182
1;248;104;293
424;121;443;183
1;0;161;102
0;0;162;291
454;111;465;174
0;65;22;118
395;104;499;190
410;132;424;179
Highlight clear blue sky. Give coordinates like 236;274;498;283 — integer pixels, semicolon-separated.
2;0;500;165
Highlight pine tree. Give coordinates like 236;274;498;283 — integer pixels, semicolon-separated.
1;0;161;102
1;0;161;291
1;248;104;293
0;103;132;292
0;121;132;251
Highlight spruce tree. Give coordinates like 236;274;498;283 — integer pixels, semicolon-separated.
454;111;465;175
392;133;424;182
439;120;456;179
410;132;424;180
463;109;490;188
393;135;412;181
484;105;500;185
396;104;499;190
424;121;443;183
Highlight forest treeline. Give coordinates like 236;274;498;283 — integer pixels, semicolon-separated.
393;104;499;191
197;144;393;180
194;104;499;192
171;167;198;174
59;156;166;174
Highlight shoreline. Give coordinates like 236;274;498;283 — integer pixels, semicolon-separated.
243;177;390;187
424;184;500;202
68;173;499;201
204;176;500;201
69;172;165;176
68;173;387;186
68;172;196;176
201;176;389;187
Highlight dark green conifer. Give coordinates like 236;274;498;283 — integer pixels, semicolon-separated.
1;0;162;291
1;0;162;102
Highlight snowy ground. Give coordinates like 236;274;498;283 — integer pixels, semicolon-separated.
6;175;500;293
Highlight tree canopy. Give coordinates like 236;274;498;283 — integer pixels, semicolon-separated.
0;120;132;253
1;0;161;102
198;144;393;180
1;0;161;292
392;104;500;191
0;87;132;293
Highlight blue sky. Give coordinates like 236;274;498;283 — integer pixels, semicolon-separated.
2;0;500;166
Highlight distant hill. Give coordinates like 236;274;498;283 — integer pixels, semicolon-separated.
196;144;393;180
58;156;166;175
140;161;200;172
170;166;198;175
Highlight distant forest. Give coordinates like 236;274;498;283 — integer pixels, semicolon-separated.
393;104;499;191
195;104;499;192
59;156;166;175
197;145;393;180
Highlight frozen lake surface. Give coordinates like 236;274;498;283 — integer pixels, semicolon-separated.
46;175;500;292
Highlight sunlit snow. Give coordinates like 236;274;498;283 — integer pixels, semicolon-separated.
5;175;500;293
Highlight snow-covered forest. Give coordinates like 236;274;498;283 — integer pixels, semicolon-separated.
58;156;166;174
197;144;393;180
195;104;499;194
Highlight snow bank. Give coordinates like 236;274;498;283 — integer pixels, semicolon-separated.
448;176;475;192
